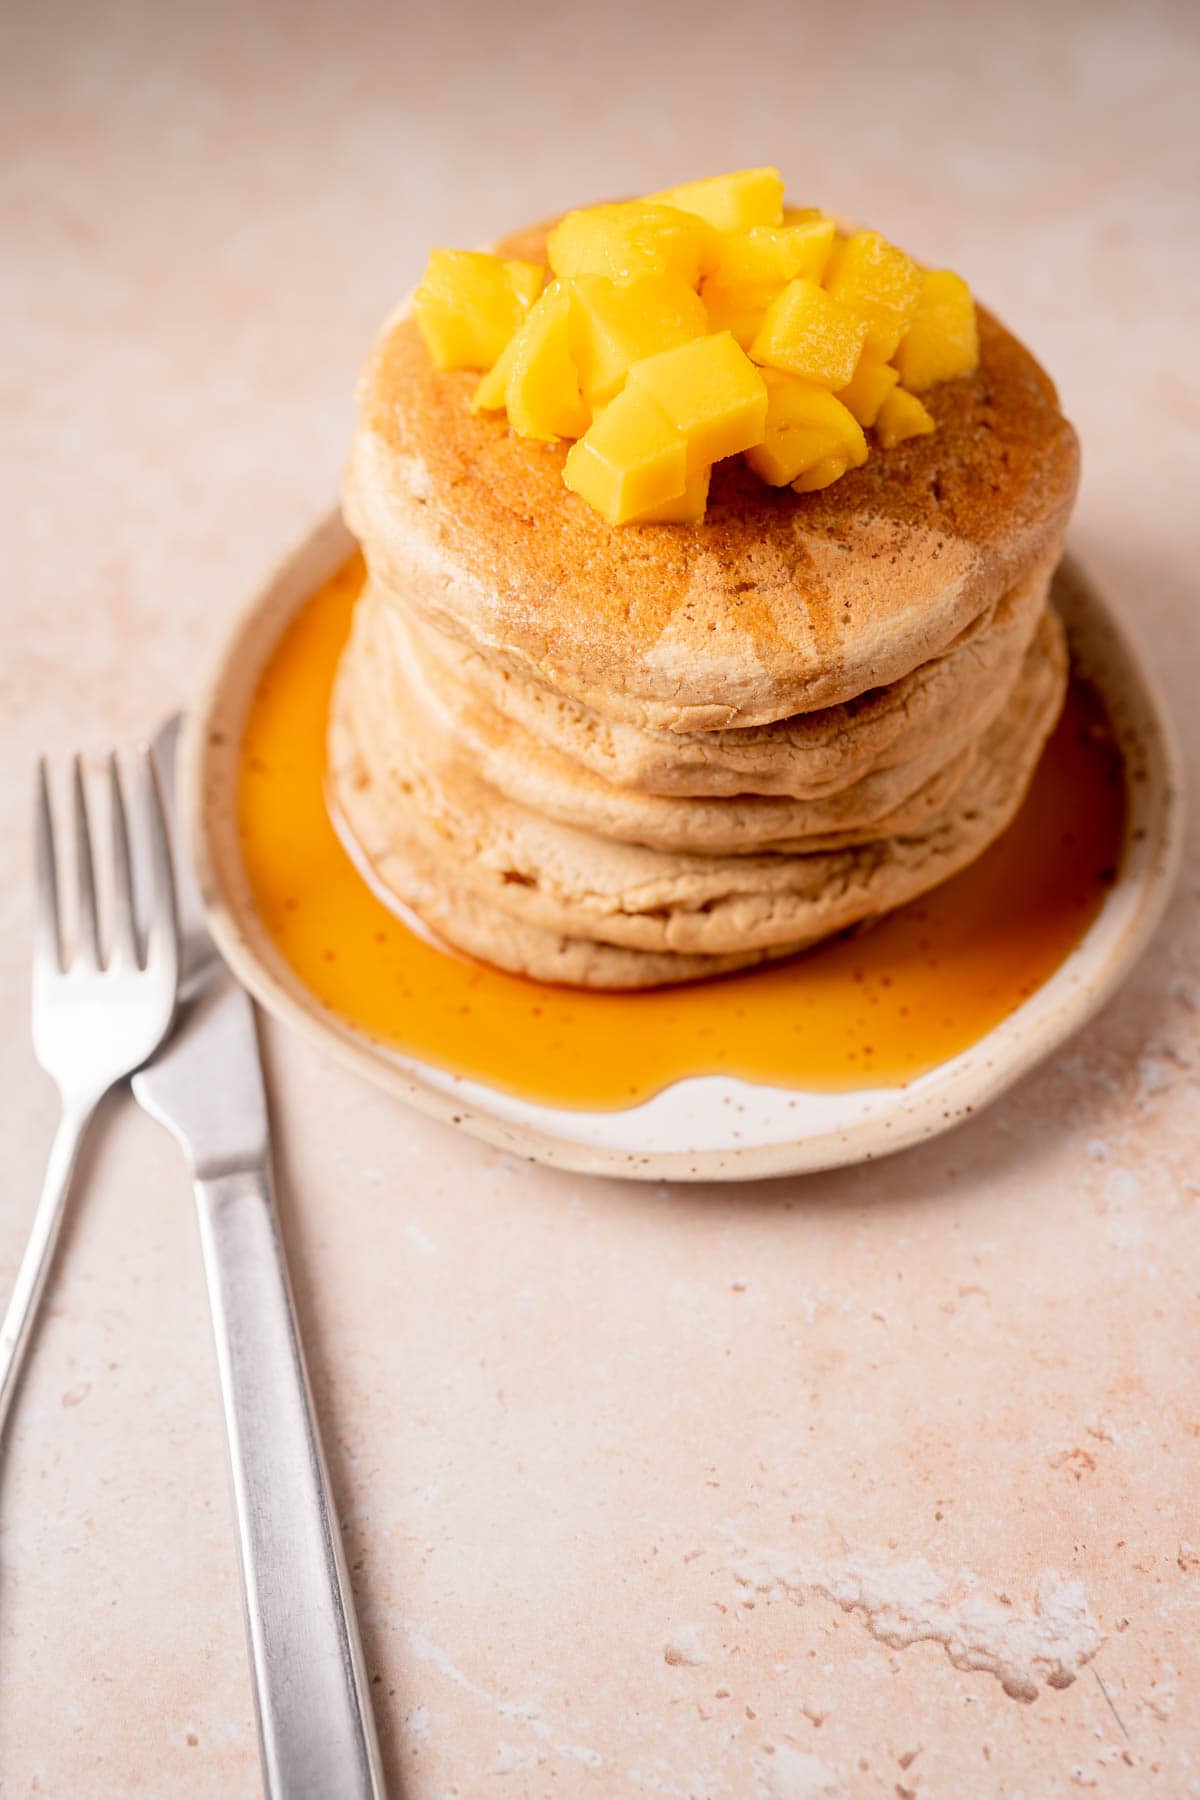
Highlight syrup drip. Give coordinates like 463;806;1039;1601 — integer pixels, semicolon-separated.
237;558;1126;1110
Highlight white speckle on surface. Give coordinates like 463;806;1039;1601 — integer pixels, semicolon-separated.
492;1740;535;1776
735;1550;1101;1702
1104;1168;1139;1208
396;1622;602;1766
405;1705;431;1742
755;1743;848;1799
1105;1215;1148;1250
404;1220;436;1257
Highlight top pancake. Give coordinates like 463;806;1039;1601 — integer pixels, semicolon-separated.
344;215;1079;733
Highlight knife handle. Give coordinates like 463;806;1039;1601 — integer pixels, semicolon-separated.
193;1164;386;1800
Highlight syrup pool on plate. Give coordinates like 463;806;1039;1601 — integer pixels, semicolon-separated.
236;557;1127;1111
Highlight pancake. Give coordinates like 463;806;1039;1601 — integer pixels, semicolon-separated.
327;774;816;988
398;552;1050;801
351;576;985;854
329;608;1068;979
344;217;1078;733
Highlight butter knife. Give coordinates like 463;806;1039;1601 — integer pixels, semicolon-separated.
132;716;385;1800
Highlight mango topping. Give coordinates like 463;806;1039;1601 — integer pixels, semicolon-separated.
413;166;980;522
626;333;767;469
562;385;688;524
504;284;589;442
710;219;836;290
651;167;785;233
744;373;867;488
874;385;937;449
413;250;544;371
568;272;708;408
750;278;869;388
699;281;772;350
633;464;712;525
547;202;717;287
836;352;900;429
893;270;980;392
825;229;923;360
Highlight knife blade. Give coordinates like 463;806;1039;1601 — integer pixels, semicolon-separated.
133;715;385;1800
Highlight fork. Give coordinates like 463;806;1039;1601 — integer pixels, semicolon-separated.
0;751;179;1439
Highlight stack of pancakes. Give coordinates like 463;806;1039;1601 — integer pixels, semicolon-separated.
332;218;1079;989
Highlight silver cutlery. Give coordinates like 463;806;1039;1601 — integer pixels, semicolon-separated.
0;751;179;1436
132;717;385;1800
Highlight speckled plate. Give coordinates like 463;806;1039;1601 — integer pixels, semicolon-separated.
186;512;1183;1182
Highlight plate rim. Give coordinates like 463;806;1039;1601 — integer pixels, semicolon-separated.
184;509;1185;1182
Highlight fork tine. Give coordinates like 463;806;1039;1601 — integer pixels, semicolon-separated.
34;759;63;976
135;747;180;982
108;752;138;967
72;756;101;967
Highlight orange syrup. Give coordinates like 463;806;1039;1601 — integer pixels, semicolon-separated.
237;558;1127;1110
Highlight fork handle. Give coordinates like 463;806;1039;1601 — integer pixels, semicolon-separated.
193;1163;385;1800
0;1102;94;1441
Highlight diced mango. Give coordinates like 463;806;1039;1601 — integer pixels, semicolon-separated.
561;383;687;524
825;229;923;360
749;278;868;388
567;273;708;407
711;219;835;289
412;172;984;525
836;352;899;428
627;332;768;467
699;279;772;349
505;284;589;441
413;250;544;371
628;464;711;524
650;167;785;233
792;454;861;493
893;269;979;391
743;371;867;487
470;333;519;411
874;385;936;449
546;202;717;287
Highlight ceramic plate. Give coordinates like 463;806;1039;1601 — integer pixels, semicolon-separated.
186;512;1183;1182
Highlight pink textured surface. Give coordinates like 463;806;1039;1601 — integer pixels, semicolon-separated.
2;2;1198;1794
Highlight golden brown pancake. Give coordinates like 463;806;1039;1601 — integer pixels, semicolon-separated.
351;574;986;854
394;553;1050;801
344;217;1078;733
329;609;1067;983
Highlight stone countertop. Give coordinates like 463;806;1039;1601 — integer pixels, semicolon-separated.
2;2;1198;1794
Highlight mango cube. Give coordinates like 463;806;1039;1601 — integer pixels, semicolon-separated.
825;229;923;360
567;273;708;407
470;334;519;411
413;250;544;371
627;332;768;467
792;454;861;493
562;384;687;524
505;284;589;441
546;202;717;287
628;464;712;524
699;280;772;349
744;371;867;487
836;352;899;428
893;269;979;391
874;385;936;449
650;167;785;233
749;278;868;388
712;218;836;289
